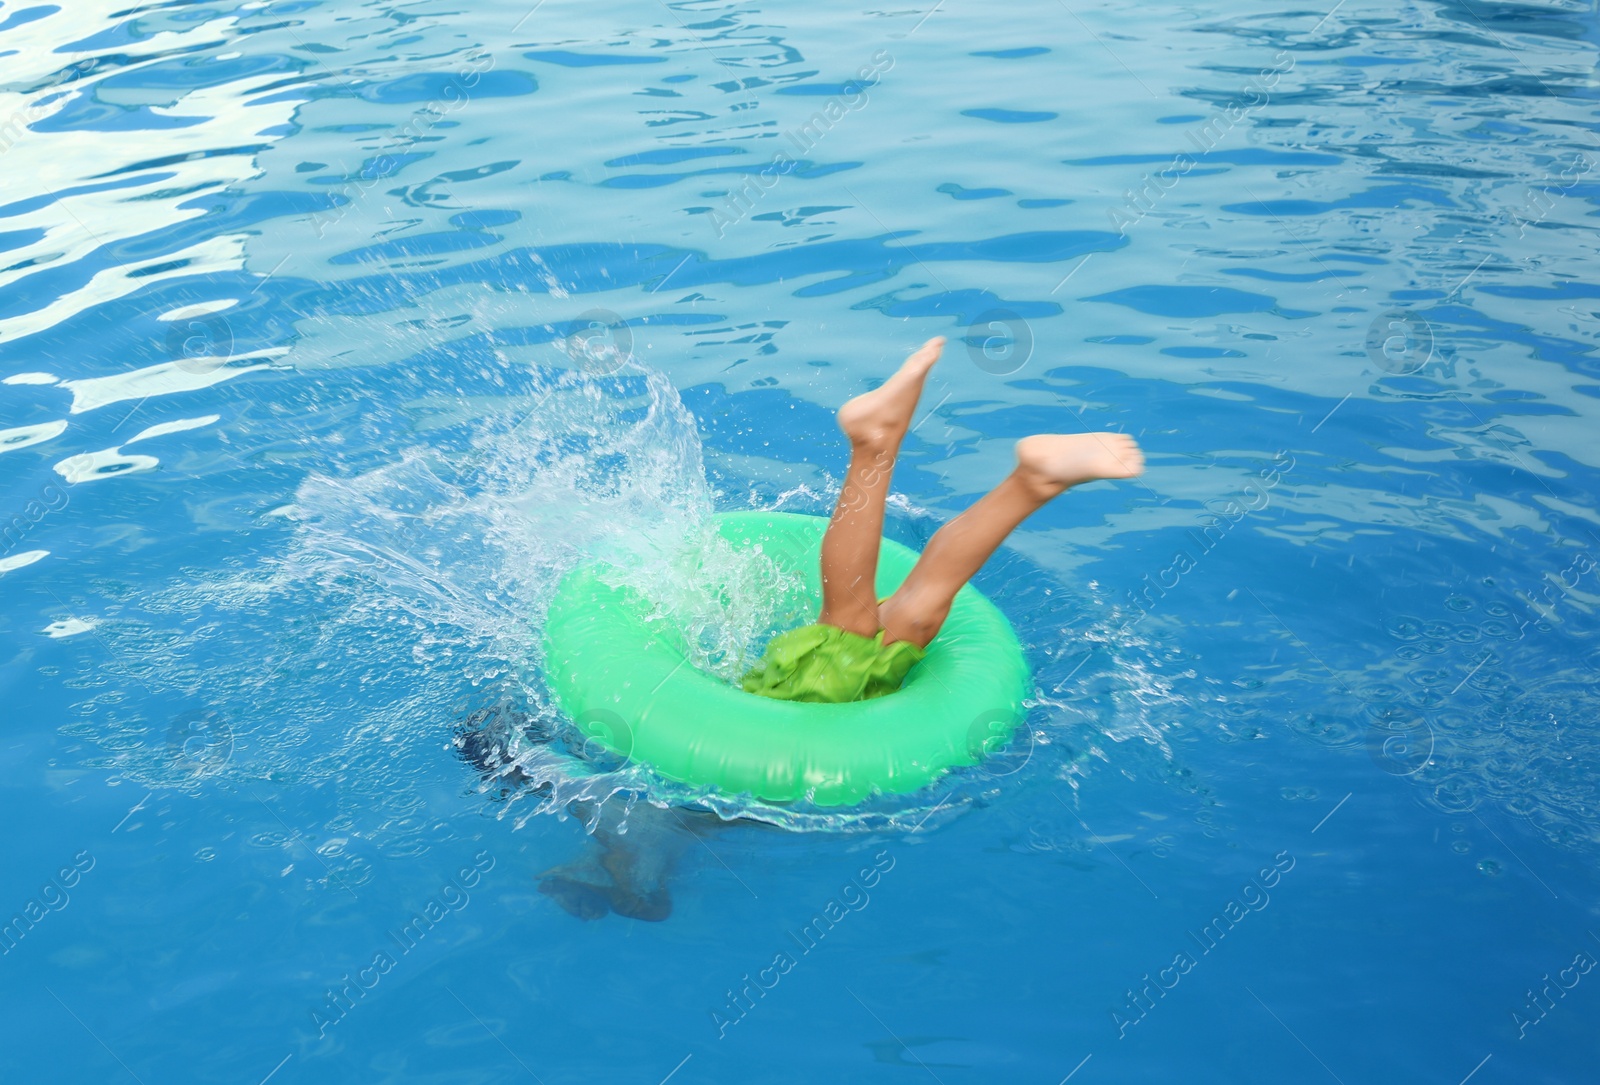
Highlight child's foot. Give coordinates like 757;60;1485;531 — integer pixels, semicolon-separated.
837;337;944;451
1016;432;1145;497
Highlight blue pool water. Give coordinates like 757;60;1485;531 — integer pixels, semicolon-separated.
4;0;1600;1081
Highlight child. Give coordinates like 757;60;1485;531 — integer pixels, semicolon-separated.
741;336;1145;703
476;337;1144;922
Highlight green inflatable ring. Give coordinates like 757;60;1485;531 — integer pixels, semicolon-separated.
542;510;1033;807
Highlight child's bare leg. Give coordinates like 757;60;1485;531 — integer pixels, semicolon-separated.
818;337;944;636
879;432;1144;648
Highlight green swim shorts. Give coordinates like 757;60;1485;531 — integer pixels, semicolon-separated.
740;623;925;704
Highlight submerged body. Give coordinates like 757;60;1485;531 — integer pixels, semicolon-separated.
457;710;705;922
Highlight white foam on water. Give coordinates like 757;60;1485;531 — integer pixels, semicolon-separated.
0;550;49;574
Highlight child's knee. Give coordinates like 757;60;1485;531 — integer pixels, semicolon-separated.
880;592;948;646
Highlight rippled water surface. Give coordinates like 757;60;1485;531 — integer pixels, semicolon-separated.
4;0;1600;1081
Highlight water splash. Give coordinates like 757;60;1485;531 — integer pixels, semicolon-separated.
76;346;1188;839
